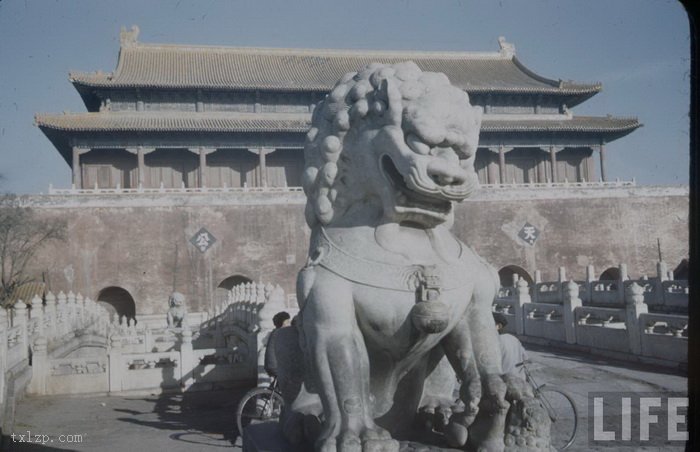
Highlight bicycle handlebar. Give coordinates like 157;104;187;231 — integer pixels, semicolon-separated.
515;359;533;368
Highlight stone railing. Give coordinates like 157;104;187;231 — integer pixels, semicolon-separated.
28;279;288;398
0;292;110;432
480;178;635;190
493;278;687;367
499;262;687;314
47;183;305;195
46;179;635;196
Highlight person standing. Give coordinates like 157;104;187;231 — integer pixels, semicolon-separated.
493;312;527;377
264;311;291;377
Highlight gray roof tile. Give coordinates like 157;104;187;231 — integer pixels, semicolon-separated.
69;43;600;95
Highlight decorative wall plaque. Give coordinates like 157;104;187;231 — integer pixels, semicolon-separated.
518;222;540;245
190;227;216;253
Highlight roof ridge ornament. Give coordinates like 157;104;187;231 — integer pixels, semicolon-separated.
120;25;140;48
497;36;515;58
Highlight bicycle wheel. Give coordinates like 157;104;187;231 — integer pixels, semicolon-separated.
235;387;285;435
537;386;578;451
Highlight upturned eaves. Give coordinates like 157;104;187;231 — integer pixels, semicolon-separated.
69;43;601;102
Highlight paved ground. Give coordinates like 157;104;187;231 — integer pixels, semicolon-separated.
3;344;687;451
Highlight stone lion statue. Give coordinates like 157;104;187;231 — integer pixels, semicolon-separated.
281;62;530;452
166;291;187;329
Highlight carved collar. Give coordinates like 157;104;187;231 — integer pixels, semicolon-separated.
313;228;472;292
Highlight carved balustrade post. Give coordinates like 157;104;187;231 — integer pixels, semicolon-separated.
557;266;566;302
57;291;67;336
562;281;582;344
231;289;238;323
27;336;48;395
618;264;628;304
513;278;529;335
30;295;44;339
143;328;152;354
625;282;648;356
76;293;85;328
534;270;542;284
533;270;542;303
108;336;123;393
179;329;194;389
45;292;57;339
245;283;253;326
13;300;29;362
67;291;77;331
585;265;595;304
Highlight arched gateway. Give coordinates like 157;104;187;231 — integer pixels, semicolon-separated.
498;265;534;288
97;286;136;320
214;274;253;306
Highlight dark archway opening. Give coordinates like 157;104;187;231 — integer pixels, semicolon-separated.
215;274;254;305
599;268;621;281
498;265;534;287
97;286;136;321
218;275;253;290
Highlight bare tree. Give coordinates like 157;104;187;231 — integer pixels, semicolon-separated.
0;200;66;307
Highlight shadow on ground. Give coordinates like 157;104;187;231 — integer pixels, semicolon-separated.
1;436;72;452
113;387;249;448
522;341;687;378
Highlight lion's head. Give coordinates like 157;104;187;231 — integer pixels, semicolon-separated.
303;62;482;229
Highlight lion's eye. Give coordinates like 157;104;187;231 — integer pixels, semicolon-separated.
405;133;430;155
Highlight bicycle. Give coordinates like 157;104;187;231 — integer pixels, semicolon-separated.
517;360;578;451
235;377;285;436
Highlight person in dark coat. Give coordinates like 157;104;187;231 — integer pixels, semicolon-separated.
264;311;291;377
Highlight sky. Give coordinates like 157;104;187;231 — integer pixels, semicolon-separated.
0;0;691;194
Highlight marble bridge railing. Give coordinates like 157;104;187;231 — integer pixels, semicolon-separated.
1;280;288;433
45;179;634;196
106;281;289;393
494;268;688;367
480;178;635;190
35;280;288;397
497;261;687;314
0;291;111;432
47;182;305;195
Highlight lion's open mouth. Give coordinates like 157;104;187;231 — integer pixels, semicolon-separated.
381;156;452;215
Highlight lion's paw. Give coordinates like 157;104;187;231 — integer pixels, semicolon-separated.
318;436;338;452
363;438;400;452
504;397;551;452
339;433;362;452
321;427;399;452
361;426;398;451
